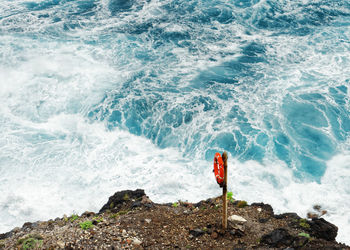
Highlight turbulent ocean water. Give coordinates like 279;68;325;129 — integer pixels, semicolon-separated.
0;0;349;243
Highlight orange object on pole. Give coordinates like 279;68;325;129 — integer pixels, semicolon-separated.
213;153;224;187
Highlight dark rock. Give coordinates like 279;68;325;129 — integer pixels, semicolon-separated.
99;189;145;213
211;232;218;239
251;203;274;215
292;236;309;248
132;201;142;208
230;229;245;237
259;218;269;223
144;203;153;208
81;211;95;217
0;231;12;240
261;228;294;247
189;229;205;237
22;222;38;231
309;218;338;241
274;213;301;220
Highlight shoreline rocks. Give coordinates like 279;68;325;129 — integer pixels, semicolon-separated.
0;189;349;249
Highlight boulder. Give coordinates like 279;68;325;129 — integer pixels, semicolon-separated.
309;218;338;241
99;189;145;213
261;228;294;247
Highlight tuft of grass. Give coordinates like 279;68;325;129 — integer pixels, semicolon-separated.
0;239;5;248
227;192;234;202
70;214;79;222
17;234;43;250
123;193;129;201
109;213;118;219
80;220;93;230
172;202;179;208
109;202;114;209
93;216;103;223
237;200;247;208
298;232;311;239
299;219;310;229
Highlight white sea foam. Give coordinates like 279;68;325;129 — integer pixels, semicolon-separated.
1;0;349;245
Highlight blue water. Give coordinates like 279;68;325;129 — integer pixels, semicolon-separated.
1;0;350;244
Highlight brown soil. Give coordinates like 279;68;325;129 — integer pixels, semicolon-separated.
0;189;349;249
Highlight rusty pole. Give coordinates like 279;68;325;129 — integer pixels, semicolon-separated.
222;151;228;229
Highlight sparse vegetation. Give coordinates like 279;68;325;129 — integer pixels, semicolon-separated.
298;232;311;239
123;194;129;201
70;214;79;222
109;202;115;209
237;200;247;208
80;221;93;230
17;234;43;250
227;192;234;202
93;216;103;223
172;202;179;208
299;219;310;229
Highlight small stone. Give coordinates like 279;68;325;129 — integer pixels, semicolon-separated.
189;229;205;237
126;238;132;245
228;215;247;223
257;208;262;212
122;229;127;237
141;195;152;204
57;240;65;248
132;201;142;208
211;232;218;239
133;237;142;245
145;219;151;224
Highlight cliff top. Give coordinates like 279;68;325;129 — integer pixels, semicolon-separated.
0;189;349;249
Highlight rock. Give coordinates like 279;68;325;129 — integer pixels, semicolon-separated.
260;228;294;247
251;203;274;215
292;236;309;248
22;222;37;231
145;219;151;224
99;189;145;213
230;228;244;237
141;195;153;204
189;229;205;237
259;218;269;223
257;208;262;212
309;218;338;241
57;240;65;248
132;201;142;208
133;237;142;245
81;211;95;217
228;215;247;223
11;227;20;234
274;213;300;220
0;231;12;240
122;229;128;237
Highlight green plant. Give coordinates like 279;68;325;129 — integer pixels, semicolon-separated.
298;232;311;239
93;216;103;223
237;200;247;208
109;202;115;209
227;192;234;202
80;220;93;230
0;239;5;248
172;202;179;208
17;234;43;250
22;238;43;250
70;214;79;222
109;213;118;219
299;219;310;229
123;193;129;201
